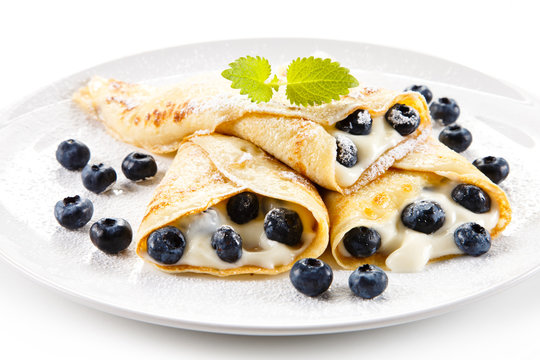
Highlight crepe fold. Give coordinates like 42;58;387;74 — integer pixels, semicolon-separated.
73;74;431;194
135;133;329;276
324;137;512;271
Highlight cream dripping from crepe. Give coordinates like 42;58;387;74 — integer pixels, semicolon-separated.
329;113;404;188
338;181;499;272
145;196;316;269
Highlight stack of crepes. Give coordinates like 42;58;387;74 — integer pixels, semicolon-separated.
73;73;511;275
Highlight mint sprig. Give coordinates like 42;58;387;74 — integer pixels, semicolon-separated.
221;56;359;106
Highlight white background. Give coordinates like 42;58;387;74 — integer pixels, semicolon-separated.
1;0;539;358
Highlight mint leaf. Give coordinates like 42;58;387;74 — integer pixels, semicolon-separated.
221;56;277;103
221;55;359;106
286;57;359;106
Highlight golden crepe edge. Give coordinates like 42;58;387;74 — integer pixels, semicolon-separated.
325;137;512;270
72;74;432;194
135;133;330;276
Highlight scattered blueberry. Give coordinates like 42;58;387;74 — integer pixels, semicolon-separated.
147;226;186;264
438;124;472;153
385;103;421;136
451;184;491;213
226;192;259;224
404;84;433;104
54;195;93;229
289;258;333;297
348;264;388;299
343;226;381;258
81;163;117;194
473;156;510;184
89;218;132;254
401;200;446;234
121;152;157;181
430;97;460;125
56;139;90;170
211;226;243;263
454;222;491;256
335;109;372;135
264;208;303;246
335;135;358;168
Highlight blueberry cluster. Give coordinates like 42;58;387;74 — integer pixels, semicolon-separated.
54;139;159;254
289;258;388;299
406;84;510;184
146;192;305;265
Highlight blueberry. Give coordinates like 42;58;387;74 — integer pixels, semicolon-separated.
211;226;243;263
81;163;117;194
54;195;93;229
451;184;491;213
226;192;259;224
384;103;421;136
404;85;433;104
348;264;388;299
121;152;158;181
264;208;303;246
401;200;445;234
454;222;491;256
289;258;333;297
439;124;472;153
343;226;381;258
430;97;460;125
335;135;358;168
335;109;373;135
147;226;186;264
473;156;510;184
89;218;132;254
56;139;90;170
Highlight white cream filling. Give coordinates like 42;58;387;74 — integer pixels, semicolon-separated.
330;114;404;188
149;196;316;269
338;182;499;272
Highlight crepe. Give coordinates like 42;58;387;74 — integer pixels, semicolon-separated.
135;133;329;276
325;137;512;272
73;73;431;194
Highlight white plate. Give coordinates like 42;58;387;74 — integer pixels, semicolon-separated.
1;38;539;335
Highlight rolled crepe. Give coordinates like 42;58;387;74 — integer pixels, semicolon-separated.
135;133;329;276
325;137;512;272
73;73;431;194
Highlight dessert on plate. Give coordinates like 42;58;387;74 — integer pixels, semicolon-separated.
73;74;431;194
135;133;329;276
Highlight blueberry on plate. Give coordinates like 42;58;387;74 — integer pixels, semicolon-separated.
349;264;388;299
226;192;259;224
81;163;117;194
335;109;373;135
473;156;510;184
147;226;186;264
264;208;303;246
335;135;358;168
429;97;460;125
384;103;421;136
54;195;93;229
343;226;381;258
451;184;491;213
404;84;433;104
89;218;132;254
211;226;243;263
56;139;90;170
121;152;158;181
454;222;491;256
401;200;446;234
289;258;333;297
438;124;472;153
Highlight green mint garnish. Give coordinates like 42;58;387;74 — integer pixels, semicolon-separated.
221;56;359;106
